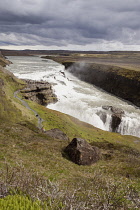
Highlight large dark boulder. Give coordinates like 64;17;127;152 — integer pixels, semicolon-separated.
64;138;100;165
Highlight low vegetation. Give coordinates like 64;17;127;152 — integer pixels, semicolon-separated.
0;55;140;209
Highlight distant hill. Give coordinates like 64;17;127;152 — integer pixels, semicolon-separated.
1;49;140;56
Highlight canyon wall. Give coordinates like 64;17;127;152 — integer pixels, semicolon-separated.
64;62;140;107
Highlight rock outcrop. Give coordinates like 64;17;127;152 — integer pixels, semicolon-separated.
64;138;100;165
0;51;12;67
21;80;57;106
44;128;69;141
102;106;124;132
0;51;3;58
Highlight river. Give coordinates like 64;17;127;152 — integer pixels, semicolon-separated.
7;56;140;137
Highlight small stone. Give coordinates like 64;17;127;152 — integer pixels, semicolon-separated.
45;128;69;141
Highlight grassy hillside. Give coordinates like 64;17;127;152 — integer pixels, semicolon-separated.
0;56;140;209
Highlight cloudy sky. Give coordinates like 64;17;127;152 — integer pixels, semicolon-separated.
0;0;140;51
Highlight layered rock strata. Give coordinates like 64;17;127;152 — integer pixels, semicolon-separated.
21;79;57;106
64;62;140;107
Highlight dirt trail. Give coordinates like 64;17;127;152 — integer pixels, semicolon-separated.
14;90;44;129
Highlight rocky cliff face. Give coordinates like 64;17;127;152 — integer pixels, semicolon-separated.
0;51;12;67
21;80;57;106
102;106;124;132
0;51;3;57
64;62;140;107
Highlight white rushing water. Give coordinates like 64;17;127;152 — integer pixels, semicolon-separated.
7;56;140;137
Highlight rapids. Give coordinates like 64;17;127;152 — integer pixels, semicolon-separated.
7;56;140;137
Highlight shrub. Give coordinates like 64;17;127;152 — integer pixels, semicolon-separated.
0;194;45;210
0;162;140;209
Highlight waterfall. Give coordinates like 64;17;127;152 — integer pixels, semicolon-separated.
117;115;140;137
96;107;140;137
6;56;140;138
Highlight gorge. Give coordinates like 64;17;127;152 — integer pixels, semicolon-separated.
6;55;140;138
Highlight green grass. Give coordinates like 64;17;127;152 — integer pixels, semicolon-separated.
0;57;140;209
28;100;140;150
1;97;140;184
0;66;37;125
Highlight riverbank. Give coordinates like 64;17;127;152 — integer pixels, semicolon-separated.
42;52;140;107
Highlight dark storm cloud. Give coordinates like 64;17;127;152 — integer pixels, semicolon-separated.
0;0;140;49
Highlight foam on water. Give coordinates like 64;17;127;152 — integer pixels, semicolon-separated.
7;56;140;137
